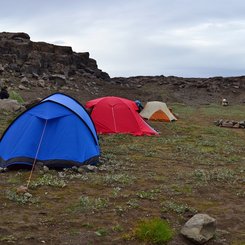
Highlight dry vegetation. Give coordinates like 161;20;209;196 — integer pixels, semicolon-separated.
0;103;244;245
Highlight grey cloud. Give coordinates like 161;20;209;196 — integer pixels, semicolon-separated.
0;0;245;77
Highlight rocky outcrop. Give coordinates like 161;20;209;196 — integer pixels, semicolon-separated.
0;32;244;105
111;75;245;90
111;75;245;104
0;32;109;80
0;32;111;102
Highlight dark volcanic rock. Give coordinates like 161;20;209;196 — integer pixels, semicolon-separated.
0;32;110;80
110;75;245;105
0;32;244;105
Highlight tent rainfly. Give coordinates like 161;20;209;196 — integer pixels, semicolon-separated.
140;101;177;122
0;93;100;168
86;96;158;136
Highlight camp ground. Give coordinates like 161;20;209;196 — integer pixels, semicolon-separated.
86;96;158;136
0;93;100;169
0;26;244;245
140;101;177;122
0;96;244;245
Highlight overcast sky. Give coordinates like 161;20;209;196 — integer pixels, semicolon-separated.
1;0;245;78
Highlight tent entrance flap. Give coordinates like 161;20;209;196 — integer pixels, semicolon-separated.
151;110;169;121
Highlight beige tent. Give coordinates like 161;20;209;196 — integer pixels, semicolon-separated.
140;101;177;122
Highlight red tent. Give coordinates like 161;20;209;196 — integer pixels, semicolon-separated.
86;97;158;136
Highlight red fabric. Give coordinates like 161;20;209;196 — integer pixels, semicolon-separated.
86;97;158;136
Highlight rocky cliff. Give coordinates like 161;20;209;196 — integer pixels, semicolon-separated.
0;32;244;105
0;32;111;102
111;75;245;105
0;32;109;79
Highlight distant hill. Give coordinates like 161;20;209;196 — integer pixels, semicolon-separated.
0;32;244;105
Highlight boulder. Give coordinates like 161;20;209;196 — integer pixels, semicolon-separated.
0;167;6;173
233;123;240;128
50;74;67;87
221;121;234;128
215;119;245;129
81;165;98;173
0;63;4;73
37;79;46;88
20;76;30;86
181;213;216;244
0;99;24;112
18;84;29;90
239;121;245;128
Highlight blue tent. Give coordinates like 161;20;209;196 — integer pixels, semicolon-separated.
0;93;100;168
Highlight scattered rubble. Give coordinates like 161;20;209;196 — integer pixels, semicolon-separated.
214;119;245;128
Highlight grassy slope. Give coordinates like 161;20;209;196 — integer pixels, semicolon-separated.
0;104;244;245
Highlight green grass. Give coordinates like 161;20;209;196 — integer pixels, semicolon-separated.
133;218;174;244
0;235;17;243
95;228;108;237
231;241;245;245
200;104;245;119
9;90;25;103
0;103;244;244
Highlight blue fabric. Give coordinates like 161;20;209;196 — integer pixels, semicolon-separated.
42;93;98;144
0;94;100;168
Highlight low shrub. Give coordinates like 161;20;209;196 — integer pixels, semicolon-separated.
29;174;66;188
134;218;173;244
70;196;109;213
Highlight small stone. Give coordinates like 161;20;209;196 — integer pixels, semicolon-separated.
18;84;28;90
24;192;33;198
98;165;108;172
16;185;28;193
78;167;85;174
58;172;65;178
72;166;78;172
43;166;49;172
86;165;98;172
